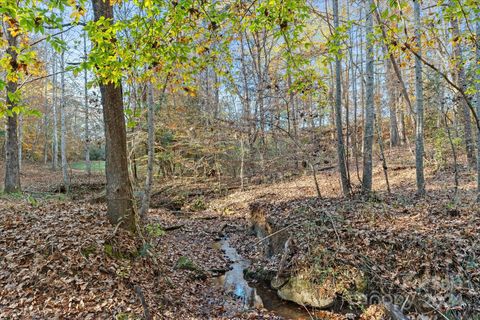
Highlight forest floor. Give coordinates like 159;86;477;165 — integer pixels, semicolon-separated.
0;147;479;319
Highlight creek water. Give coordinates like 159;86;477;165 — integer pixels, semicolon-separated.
212;238;312;319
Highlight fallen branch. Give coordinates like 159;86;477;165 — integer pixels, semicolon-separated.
163;224;185;231
134;285;152;320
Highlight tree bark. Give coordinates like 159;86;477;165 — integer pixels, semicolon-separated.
3;23;21;193
451;12;476;168
333;0;351;196
362;0;375;193
18;114;23;171
140;81;162;219
43;79;49;165
476;17;480;202
52;53;59;170
385;58;400;147
60;37;70;192
92;0;137;232
414;0;425;196
84;30;91;177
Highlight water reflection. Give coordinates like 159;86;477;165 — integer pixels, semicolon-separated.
213;239;264;308
213;239;312;319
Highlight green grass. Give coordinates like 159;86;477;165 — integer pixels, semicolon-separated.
70;160;105;172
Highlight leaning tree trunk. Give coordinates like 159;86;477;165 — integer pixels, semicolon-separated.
414;0;425;196
3;23;21;193
91;0;137;232
362;0;375;193
333;0;351;196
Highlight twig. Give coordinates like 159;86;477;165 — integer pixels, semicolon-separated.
252;223;299;247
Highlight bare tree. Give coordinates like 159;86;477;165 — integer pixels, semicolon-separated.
333;0;351;196
362;0;375;193
451;7;476;167
60;34;70;192
52;53;59;170
84;30;91;177
414;0;425;196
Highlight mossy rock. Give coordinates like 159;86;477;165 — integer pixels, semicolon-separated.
277;273;336;308
276;266;366;309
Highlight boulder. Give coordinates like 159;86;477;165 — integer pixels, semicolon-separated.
277;272;336;308
276;266;366;309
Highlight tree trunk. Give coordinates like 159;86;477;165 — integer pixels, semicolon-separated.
52;53;59;170
3;23;21;193
140;81;159;219
414;0;425;196
18;114;23;172
476;17;480;202
60;39;70;192
92;0;137;232
43;79;49;165
84;30;91;177
362;0;375;193
386;58;400;147
451;12;476;167
333;0;351;196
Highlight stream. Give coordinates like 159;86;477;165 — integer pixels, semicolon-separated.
212;238;312;319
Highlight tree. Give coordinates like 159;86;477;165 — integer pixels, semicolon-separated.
413;0;425;196
51;53;59;170
362;0;375;193
60;34;70;191
83;30;91;177
333;0;351;196
450;6;476;168
3;19;21;193
476;15;480;202
91;0;137;232
140;82;155;220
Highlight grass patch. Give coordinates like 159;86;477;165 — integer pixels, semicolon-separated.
70;161;105;172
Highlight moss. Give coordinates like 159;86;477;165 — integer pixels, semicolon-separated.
175;256;207;279
81;244;97;259
190;196;207;211
104;243;137;260
176;256;197;270
115;312;141;320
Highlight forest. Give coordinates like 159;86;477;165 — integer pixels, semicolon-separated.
0;0;479;319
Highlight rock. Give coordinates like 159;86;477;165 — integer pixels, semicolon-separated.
277;272;335;308
384;302;410;320
271;275;288;289
276;266;366;309
359;304;389;320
